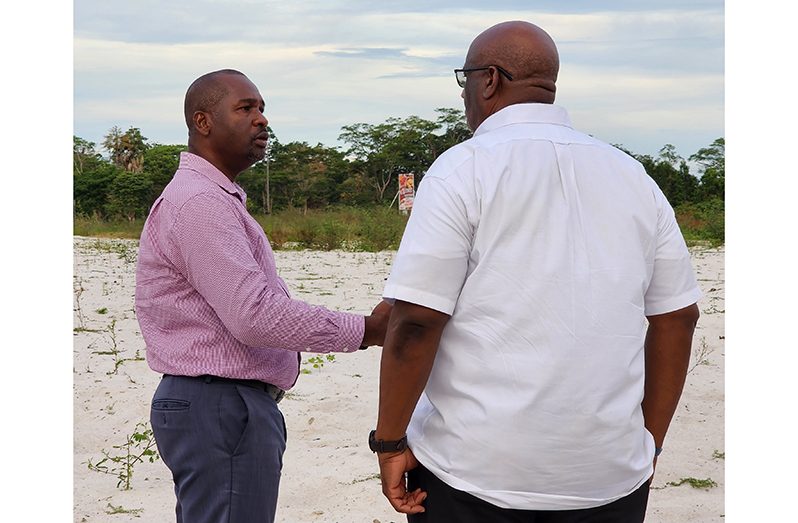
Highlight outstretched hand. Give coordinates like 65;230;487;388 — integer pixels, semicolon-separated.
378;449;427;514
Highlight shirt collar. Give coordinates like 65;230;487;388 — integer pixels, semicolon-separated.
473;103;573;137
178;151;246;201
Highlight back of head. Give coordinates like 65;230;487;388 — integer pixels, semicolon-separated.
468;21;559;105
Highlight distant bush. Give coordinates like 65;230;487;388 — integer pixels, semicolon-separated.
676;198;724;247
74;216;147;239
75;200;723;250
255;206;408;252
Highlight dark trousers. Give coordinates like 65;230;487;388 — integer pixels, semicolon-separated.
407;464;650;523
150;375;287;523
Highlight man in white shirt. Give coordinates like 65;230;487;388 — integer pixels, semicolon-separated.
369;21;701;523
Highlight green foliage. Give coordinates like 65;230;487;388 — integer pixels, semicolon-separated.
355;206;409;251
84;238;139;263
302;354;337;374
690;138;725;201
666;477;718;490
339;108;470;202
74;216;146;238
74;121;724;246
103;126;149;172
633;147;698;208
106;171;153;221
255;206;409;251
105;503;143;516
688;336;714;374
675;198;725;246
143;144;186;199
86;422;160;490
74;136;104;176
73;162;124;218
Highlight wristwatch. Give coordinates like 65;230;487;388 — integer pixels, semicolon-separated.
369;430;408;453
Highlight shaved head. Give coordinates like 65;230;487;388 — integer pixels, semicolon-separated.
182;69;269;180
184;69;246;132
467;21;559;103
460;21;560;130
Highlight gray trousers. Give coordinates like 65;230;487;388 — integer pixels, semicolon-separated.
150;375;287;523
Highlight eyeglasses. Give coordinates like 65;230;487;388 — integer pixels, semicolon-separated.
454;65;514;88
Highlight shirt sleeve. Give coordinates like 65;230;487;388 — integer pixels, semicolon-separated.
168;191;364;352
644;182;703;316
383;175;472;314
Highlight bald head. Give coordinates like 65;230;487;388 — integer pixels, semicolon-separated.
184;69;246;132
466;21;559;104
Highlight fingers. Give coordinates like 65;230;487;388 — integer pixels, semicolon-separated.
379;452;427;514
386;487;427;514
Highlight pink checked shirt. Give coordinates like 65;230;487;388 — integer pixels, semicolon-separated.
135;152;365;390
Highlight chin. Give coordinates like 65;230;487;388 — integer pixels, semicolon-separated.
248;149;266;163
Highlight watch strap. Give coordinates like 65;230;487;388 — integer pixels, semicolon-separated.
369;430;408;453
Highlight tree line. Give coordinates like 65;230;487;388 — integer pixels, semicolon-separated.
73;108;724;232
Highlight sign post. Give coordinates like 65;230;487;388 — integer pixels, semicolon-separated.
398;173;415;215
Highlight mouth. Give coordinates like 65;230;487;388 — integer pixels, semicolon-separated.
253;132;269;148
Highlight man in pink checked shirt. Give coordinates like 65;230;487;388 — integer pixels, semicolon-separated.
134;69;391;523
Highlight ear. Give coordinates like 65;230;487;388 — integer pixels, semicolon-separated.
481;67;500;100
192;111;212;137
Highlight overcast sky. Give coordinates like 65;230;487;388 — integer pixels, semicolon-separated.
73;0;724;159
7;4;798;520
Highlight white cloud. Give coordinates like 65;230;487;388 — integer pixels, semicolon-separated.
73;4;724;157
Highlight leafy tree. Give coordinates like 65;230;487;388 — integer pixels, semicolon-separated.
103;126;149;173
340;116;437;202
629;145;698;207
690;137;724;201
338;109;469;203
236;127;281;213
657;143;684;168
74;136;103;176
338;171;375;206
433;107;471;151
105;171;154;221
74;163;124;218
261;142;344;213
142;144;187;200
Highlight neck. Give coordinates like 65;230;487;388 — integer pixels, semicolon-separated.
187;143;242;181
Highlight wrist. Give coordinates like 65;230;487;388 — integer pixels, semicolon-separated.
362;315;377;347
369;430;408;453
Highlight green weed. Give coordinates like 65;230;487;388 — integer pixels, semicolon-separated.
87;422;160;490
105;503;143;516
301;354;337;373
666;477;718;490
688;336;714;374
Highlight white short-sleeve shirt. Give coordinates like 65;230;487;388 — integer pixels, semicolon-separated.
383;103;702;510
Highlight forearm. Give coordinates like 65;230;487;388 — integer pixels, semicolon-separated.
376;301;449;440
641;304;700;447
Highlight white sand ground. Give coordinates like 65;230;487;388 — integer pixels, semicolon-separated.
73;237;724;522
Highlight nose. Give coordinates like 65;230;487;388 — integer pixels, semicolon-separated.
255;111;269;128
460;89;465;100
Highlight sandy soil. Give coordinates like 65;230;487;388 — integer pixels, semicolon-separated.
73;237;724;522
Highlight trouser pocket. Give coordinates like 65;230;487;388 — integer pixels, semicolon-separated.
220;385;250;454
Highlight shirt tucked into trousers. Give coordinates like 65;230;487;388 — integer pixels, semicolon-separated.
135;152;365;522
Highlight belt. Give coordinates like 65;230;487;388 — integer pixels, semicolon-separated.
165;374;285;403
